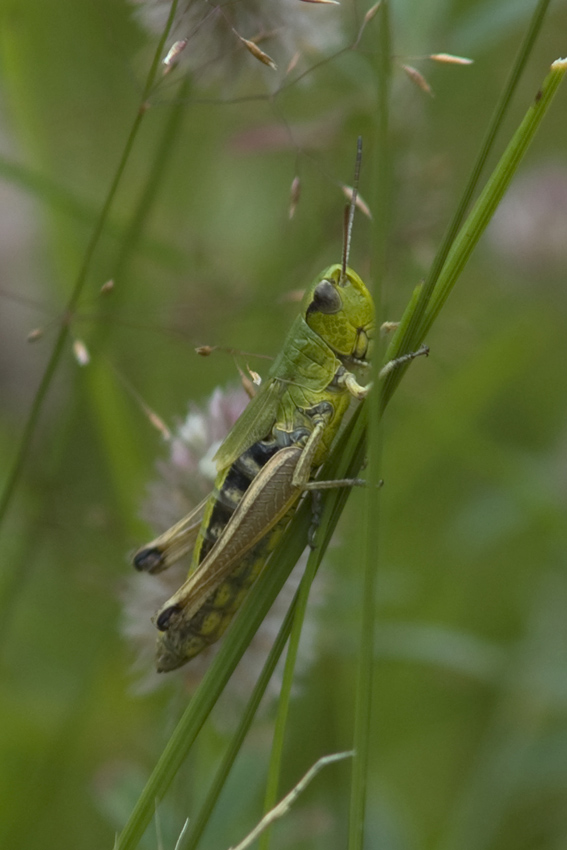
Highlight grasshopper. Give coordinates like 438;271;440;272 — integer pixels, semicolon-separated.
133;143;426;672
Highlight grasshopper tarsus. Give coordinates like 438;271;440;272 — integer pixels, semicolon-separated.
301;477;366;491
378;343;429;380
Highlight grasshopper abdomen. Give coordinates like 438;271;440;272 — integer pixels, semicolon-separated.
155;437;294;671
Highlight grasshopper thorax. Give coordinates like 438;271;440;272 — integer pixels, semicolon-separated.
303;263;374;364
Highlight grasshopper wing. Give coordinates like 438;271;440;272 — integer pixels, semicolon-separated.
132;495;209;574
155;444;303;629
213;378;283;471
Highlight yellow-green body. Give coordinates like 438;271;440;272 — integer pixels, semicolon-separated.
141;264;374;672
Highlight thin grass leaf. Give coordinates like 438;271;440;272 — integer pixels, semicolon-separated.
116;401;372;850
258;517;323;850
349;2;392;848
384;88;564;408
114;506;312;850
382;0;555;390
456;0;542;51
181;593;299;850
181;414;383;850
0;0;181;536
83;75;193;527
382;53;566;382
174;820;190;850
122;55;566;839
115;21;565;850
350;9;561;849
420;58;567;337
230;752;353;850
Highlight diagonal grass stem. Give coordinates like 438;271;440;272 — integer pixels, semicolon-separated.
0;0;180;534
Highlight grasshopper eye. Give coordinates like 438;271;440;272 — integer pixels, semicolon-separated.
308;279;342;315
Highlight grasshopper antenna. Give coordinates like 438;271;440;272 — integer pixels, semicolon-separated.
340;136;363;284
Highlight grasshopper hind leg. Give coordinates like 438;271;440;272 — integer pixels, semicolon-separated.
154;530;280;672
378;343;429;379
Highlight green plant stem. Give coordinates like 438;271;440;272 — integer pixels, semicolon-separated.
115;51;566;850
115;404;370;850
383;0;555;400
181;411;369;850
259;24;397;833
348;3;392;848
112;75;193;295
384;55;566;409
182;593;299;850
85;74;192;528
0;0;179;535
258;530;322;850
114;507;311;850
420;58;566;336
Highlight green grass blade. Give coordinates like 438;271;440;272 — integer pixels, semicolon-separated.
382;56;566;411
115;406;371;850
84;75;193;530
115;48;567;850
258;525;323;850
420;58;567;336
115;508;311;850
181;594;299;850
0;1;180;536
349;2;392;849
382;0;556;398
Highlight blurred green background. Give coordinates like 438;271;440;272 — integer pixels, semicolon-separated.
0;1;566;848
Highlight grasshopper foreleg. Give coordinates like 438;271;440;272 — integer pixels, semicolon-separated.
378;343;429;379
337;342;429;400
336;370;369;400
289;419;366;546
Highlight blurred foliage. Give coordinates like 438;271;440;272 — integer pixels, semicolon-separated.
0;1;566;849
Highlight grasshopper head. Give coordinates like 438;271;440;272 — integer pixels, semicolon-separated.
303;263;374;363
